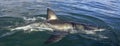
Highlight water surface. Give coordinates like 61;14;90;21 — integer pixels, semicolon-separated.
0;0;120;46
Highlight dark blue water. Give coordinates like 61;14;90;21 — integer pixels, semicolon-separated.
0;0;120;46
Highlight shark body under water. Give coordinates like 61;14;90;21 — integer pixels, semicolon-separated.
10;8;105;44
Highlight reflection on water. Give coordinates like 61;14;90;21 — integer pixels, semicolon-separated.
0;0;120;46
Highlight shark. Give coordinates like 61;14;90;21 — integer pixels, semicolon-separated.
8;8;105;44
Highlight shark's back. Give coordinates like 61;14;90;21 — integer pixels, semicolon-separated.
46;20;74;31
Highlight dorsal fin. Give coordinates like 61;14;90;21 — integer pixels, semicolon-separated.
47;8;58;21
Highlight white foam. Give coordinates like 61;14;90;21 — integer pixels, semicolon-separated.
11;25;32;31
79;28;108;40
11;22;53;33
23;17;37;21
98;35;108;39
23;17;46;22
84;29;106;34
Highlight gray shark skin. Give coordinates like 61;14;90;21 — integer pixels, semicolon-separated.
10;8;105;44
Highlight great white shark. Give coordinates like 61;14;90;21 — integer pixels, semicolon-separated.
8;8;105;44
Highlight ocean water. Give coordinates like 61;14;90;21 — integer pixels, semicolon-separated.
0;0;120;46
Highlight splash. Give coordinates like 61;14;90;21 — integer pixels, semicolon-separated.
78;29;108;40
11;22;53;32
